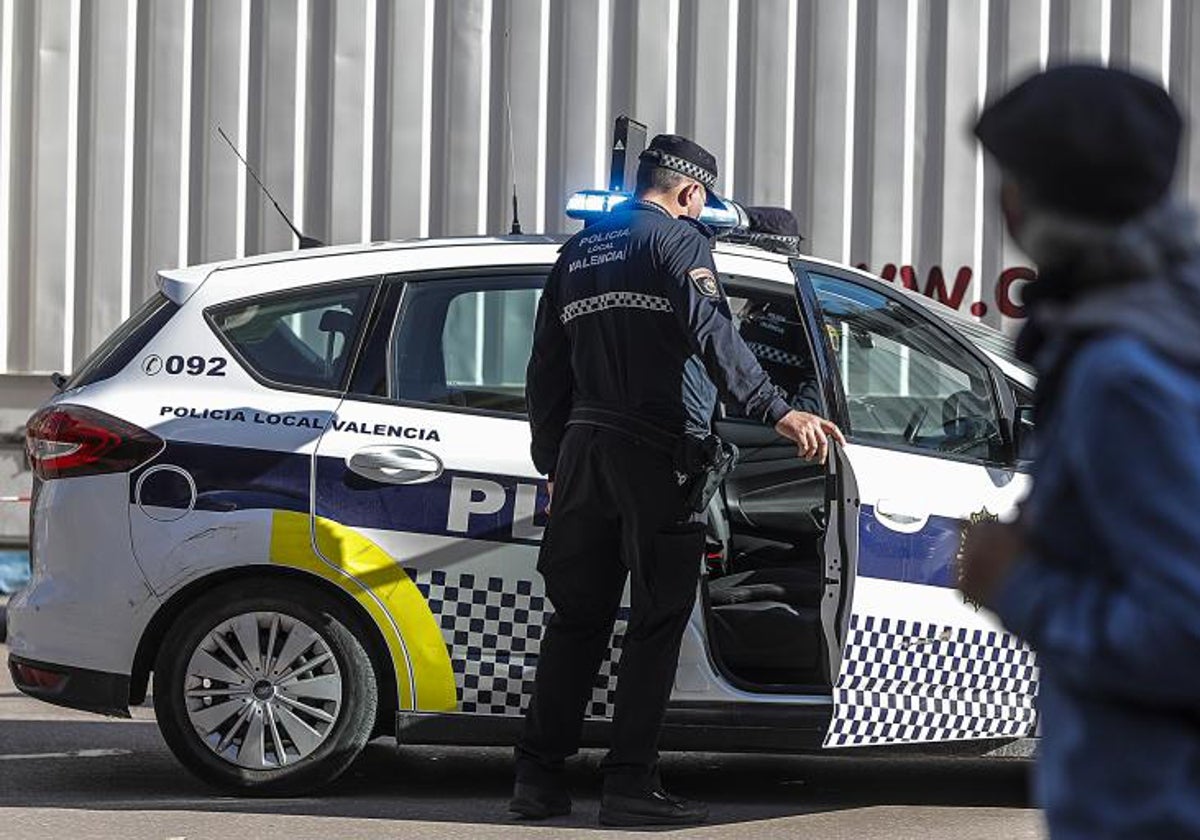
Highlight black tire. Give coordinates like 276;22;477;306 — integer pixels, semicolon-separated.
153;579;378;796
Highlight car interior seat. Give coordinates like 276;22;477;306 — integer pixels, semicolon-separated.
318;309;357;377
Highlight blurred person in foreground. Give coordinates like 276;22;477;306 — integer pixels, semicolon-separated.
958;64;1200;839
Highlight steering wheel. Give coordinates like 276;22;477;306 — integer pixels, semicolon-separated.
903;405;929;446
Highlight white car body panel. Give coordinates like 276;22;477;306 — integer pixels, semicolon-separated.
8;236;1039;752
8;474;159;674
824;444;1037;747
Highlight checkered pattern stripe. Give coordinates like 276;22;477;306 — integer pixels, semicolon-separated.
747;341;806;369
824;613;1039;747
559;291;673;325
643;149;717;188
408;570;626;718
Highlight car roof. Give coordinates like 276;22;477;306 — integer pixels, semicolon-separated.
157;234;803;303
158;234;1034;386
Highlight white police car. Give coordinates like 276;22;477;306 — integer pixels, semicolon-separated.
8;195;1038;795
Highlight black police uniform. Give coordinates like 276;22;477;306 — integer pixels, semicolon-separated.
516;199;791;795
737;302;823;416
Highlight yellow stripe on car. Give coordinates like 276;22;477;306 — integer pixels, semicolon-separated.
268;509;458;712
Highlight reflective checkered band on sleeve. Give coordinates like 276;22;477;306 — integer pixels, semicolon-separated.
747;341;806;369
824;613;1039;747
559;292;673;325
408;569;626;718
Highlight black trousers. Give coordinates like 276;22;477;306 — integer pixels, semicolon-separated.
515;424;704;793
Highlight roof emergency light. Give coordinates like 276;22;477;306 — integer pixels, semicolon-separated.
565;189;747;230
568;115;749;230
565;190;631;219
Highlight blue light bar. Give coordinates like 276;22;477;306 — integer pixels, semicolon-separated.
565;189;746;229
565;190;631;220
700;200;745;229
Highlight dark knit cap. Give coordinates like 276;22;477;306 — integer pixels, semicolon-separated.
975;64;1183;222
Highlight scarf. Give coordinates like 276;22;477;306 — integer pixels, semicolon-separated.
1014;202;1200;422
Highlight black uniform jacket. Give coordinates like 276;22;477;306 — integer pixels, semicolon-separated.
527;200;790;476
737;305;824;416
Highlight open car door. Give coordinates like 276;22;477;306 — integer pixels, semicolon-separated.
799;267;1039;748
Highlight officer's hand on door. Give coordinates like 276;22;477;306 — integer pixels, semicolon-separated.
774;410;847;463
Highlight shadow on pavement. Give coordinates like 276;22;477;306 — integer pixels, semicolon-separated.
0;716;1034;830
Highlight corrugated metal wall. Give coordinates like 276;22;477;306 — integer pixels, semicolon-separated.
3;0;1199;376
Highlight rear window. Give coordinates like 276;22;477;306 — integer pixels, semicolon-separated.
66;292;179;389
208;283;376;392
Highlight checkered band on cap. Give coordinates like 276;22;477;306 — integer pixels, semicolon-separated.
643;149;717;189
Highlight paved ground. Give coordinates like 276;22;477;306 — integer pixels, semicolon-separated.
0;637;1045;840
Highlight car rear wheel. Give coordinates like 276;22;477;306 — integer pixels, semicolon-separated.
154;579;378;795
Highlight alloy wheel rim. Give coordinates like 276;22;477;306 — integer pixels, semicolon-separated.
183;611;343;769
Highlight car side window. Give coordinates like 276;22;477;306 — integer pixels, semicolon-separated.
390;276;544;414
810;273;1004;461
208;283;375;391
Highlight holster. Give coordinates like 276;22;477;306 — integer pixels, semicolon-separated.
674;434;739;514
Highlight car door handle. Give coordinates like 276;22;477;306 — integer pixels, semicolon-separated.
873;499;929;533
346;445;443;485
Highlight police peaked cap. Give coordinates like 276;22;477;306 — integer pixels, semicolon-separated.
639;134;725;207
722;206;805;255
975;64;1183;222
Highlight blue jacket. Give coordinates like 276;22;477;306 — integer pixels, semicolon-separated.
994;332;1200;839
526;201;789;475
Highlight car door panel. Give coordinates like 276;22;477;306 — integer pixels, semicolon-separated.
311;400;547;714
310;272;641;721
800;268;1039;748
825;448;1035;748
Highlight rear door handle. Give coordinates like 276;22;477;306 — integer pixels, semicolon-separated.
346;445;443;485
873;498;929;533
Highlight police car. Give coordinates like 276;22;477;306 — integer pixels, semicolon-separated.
7;191;1038;795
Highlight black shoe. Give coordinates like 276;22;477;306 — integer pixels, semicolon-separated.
509;782;572;820
598;788;708;827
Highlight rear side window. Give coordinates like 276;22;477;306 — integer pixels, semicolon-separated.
208;283;376;392
389;275;545;413
66;292;179;389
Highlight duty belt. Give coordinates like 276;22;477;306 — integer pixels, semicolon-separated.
568;403;738;513
566;404;679;454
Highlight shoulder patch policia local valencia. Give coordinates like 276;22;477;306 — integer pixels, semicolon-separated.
689;267;720;298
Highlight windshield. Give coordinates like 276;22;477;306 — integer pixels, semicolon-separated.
897;288;1035;378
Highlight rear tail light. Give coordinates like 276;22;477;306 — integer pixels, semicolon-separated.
11;661;68;694
25;405;163;480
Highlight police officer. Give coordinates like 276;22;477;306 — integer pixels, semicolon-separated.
512;135;845;827
735;298;823;415
727;206;823;416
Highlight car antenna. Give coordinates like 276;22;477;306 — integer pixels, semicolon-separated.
215;125;323;249
503;27;522;235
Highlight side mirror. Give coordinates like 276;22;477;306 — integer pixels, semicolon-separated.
1012;404;1036;462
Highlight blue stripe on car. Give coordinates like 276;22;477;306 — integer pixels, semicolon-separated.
133;442;550;547
134;445;967;584
858;504;963;588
